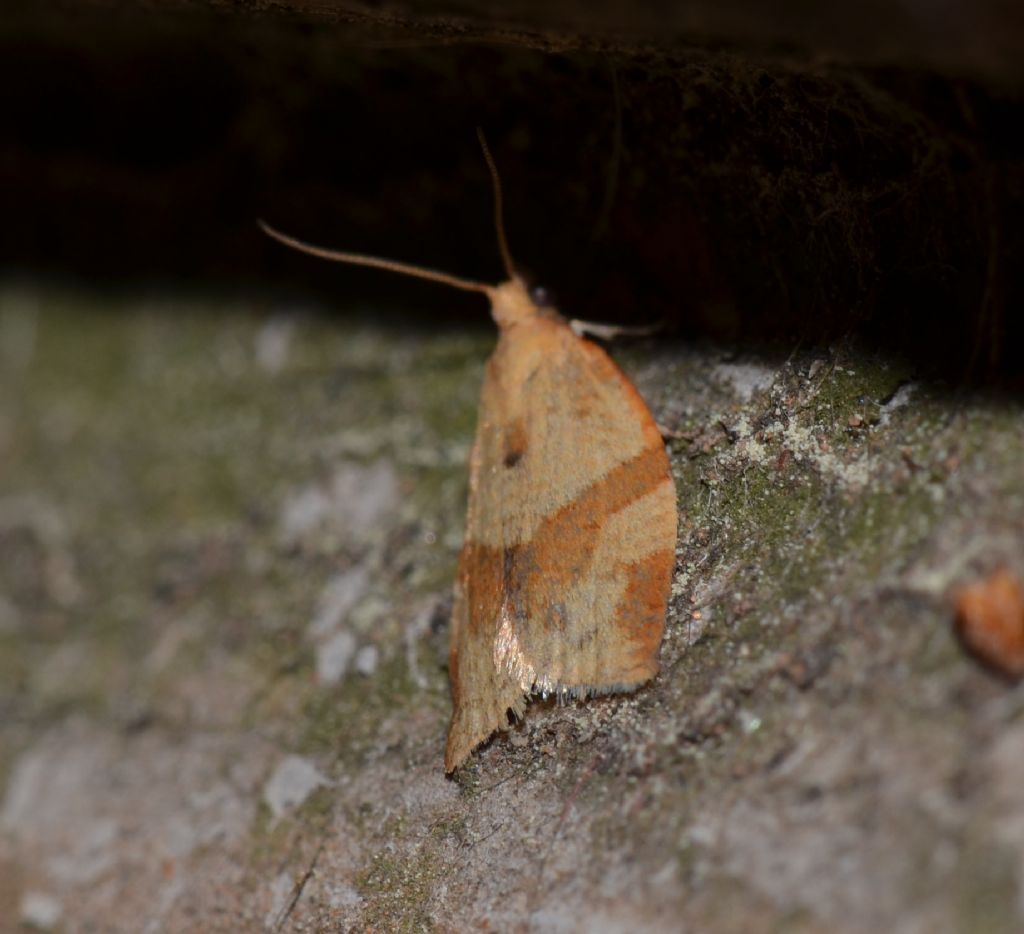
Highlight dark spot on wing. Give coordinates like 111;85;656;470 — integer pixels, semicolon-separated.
503;417;528;469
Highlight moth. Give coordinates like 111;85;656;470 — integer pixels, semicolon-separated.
260;133;678;771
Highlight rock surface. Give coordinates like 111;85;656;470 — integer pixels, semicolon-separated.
1;283;1023;932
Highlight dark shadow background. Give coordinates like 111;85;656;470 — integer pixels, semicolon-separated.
2;1;1022;381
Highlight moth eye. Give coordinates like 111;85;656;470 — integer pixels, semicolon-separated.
530;284;555;307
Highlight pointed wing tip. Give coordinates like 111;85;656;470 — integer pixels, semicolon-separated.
444;713;492;774
444;727;488;774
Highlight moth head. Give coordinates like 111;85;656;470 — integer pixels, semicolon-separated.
489;277;544;326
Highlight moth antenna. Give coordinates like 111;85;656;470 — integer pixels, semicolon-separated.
258;219;494;296
476;128;516;280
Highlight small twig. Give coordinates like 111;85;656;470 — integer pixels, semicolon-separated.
271;842;325;934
